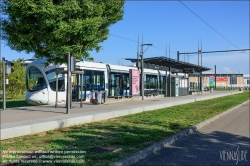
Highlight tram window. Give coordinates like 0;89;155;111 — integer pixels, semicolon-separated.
26;66;47;92
110;74;116;86
160;76;165;90
84;70;92;90
145;75;158;89
93;71;105;90
46;69;65;91
84;70;105;91
123;74;130;96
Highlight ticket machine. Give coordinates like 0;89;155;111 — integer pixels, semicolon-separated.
167;76;179;97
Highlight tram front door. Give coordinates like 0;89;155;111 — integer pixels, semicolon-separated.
76;74;87;101
110;73;123;96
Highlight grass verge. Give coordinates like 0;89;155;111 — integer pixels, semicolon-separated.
0;95;31;108
0;100;32;109
214;87;239;91
0;92;249;166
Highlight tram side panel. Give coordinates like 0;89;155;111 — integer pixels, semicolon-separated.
76;61;108;102
26;59;194;105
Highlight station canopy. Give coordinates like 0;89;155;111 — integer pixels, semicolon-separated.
125;56;211;73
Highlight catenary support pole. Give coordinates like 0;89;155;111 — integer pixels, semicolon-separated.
215;65;217;89
55;71;58;108
141;52;144;100
169;66;171;97
67;53;71;114
80;73;83;108
141;36;144;100
165;70;168;97
2;58;6;110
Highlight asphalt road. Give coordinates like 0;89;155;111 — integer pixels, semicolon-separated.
134;101;250;166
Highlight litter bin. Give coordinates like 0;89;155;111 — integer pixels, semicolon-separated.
90;91;105;105
90;91;98;105
97;91;102;104
101;91;106;104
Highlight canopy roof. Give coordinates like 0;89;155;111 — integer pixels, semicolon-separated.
125;56;211;73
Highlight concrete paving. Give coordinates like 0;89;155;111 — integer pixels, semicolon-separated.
0;90;243;140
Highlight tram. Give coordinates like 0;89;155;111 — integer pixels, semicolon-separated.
25;58;188;105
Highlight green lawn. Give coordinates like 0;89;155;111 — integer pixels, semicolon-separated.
0;95;32;109
214;87;240;91
0;100;32;108
0;92;249;166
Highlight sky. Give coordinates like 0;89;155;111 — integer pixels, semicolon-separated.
1;0;249;74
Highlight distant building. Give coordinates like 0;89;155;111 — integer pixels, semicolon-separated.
243;74;249;85
189;73;249;89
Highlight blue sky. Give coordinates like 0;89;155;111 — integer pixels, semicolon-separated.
1;1;249;74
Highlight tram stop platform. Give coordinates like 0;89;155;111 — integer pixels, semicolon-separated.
0;90;242;140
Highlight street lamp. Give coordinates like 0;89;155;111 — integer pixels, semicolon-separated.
140;43;152;100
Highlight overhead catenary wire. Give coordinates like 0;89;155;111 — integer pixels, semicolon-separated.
109;33;176;54
178;0;241;50
109;33;138;43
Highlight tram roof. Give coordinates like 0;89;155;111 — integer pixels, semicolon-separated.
125;56;211;73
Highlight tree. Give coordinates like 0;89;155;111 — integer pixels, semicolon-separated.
1;0;125;64
6;59;26;100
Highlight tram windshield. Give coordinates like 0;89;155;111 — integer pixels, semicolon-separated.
46;69;65;91
26;66;47;92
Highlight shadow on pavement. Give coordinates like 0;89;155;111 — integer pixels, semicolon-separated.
134;130;250;166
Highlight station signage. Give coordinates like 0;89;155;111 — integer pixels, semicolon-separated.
171;68;182;73
144;63;169;71
183;68;194;73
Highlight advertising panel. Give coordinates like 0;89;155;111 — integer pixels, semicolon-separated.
129;69;140;95
209;76;215;87
216;77;228;82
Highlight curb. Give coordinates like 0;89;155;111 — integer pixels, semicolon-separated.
110;100;250;166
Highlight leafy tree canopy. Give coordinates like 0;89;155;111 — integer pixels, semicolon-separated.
1;0;124;64
7;59;26;99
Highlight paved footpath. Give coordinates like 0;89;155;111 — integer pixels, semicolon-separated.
0;91;244;140
134;101;250;166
